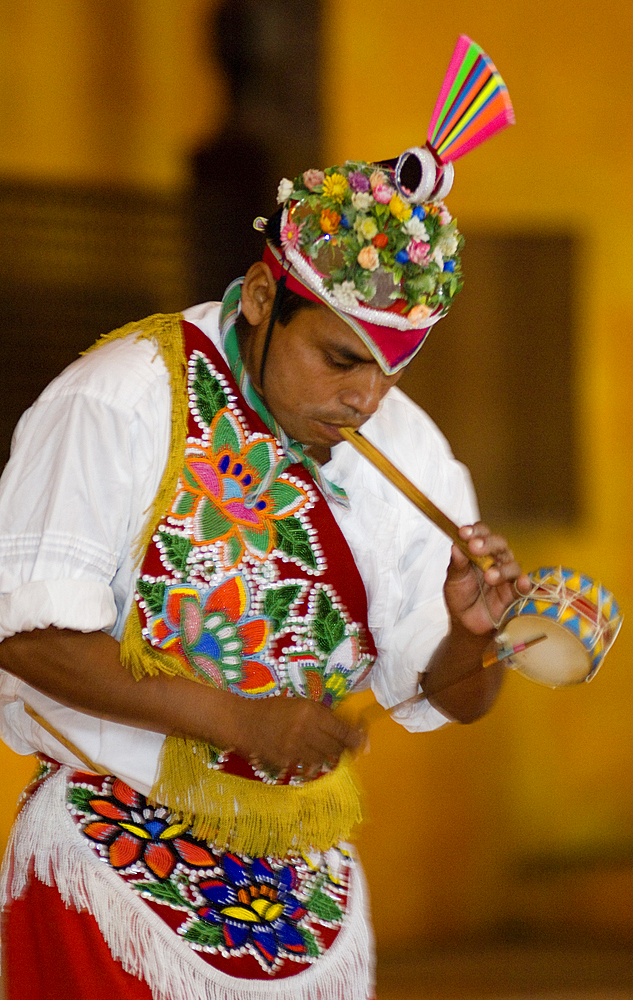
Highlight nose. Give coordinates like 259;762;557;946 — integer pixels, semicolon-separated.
339;366;396;419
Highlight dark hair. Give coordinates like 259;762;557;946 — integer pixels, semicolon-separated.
271;290;315;327
260;206;318;326
235;206;320;386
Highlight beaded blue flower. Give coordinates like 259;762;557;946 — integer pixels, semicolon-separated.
197;854;309;967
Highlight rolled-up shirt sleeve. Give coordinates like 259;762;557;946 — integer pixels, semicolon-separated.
0;579;117;641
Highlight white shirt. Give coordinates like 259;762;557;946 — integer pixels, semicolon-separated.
0;303;478;794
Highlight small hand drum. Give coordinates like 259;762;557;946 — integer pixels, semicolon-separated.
499;567;622;688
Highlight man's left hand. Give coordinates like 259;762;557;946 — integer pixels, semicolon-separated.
444;522;532;636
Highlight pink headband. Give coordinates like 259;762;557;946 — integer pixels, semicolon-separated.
263;245;438;374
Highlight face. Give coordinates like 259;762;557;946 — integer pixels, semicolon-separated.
251;304;402;451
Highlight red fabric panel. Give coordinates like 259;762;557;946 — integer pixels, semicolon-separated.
2;874;154;1000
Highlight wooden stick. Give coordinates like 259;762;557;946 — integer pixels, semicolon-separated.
339;427;494;572
481;632;546;668
24;703;109;775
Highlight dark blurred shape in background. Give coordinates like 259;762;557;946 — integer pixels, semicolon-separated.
0;180;187;468
187;0;323;303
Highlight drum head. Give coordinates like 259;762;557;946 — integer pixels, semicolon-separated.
501;615;593;687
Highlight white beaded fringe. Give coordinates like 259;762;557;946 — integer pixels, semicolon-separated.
0;766;375;1000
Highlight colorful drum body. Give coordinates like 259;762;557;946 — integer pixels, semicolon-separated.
500;567;622;688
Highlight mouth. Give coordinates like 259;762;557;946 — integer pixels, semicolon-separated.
311;417;367;445
315;421;346;443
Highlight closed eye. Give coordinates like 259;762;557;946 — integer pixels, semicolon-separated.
324;352;357;371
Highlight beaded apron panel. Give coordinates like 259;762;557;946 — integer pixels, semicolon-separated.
65;767;353;980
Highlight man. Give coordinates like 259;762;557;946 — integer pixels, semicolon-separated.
0;153;528;999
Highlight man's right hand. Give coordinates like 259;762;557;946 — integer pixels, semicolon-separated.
225;694;365;779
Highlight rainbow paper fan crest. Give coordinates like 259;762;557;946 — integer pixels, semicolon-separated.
390;36;514;207
428;35;515;163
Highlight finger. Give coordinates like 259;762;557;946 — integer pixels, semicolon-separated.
468;533;508;561
321;711;366;752
459;522;490;541
466;532;520;579
486;537;516;563
481;553;522;587
300;720;366;766
446;543;473;578
459;527;511;576
481;568;529;607
343;724;366;753
515;572;533;594
460;531;528;595
300;729;356;764
461;523;511;557
342;726;367;757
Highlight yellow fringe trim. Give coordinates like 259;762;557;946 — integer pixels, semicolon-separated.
87;313;363;855
150;740;362;856
121;602;202;683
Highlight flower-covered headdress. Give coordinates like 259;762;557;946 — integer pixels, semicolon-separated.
256;36;514;374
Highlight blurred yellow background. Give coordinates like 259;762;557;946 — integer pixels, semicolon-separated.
1;0;632;963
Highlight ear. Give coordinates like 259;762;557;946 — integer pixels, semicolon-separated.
240;261;277;327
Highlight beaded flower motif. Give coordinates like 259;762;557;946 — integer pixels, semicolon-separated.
170;404;310;570
197;854;313;968
69;777;349;973
285;618;371;709
77;777;216;879
147;576;278;696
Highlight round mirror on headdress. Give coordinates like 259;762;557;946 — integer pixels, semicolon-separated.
394;147;455;204
395;147;439;204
